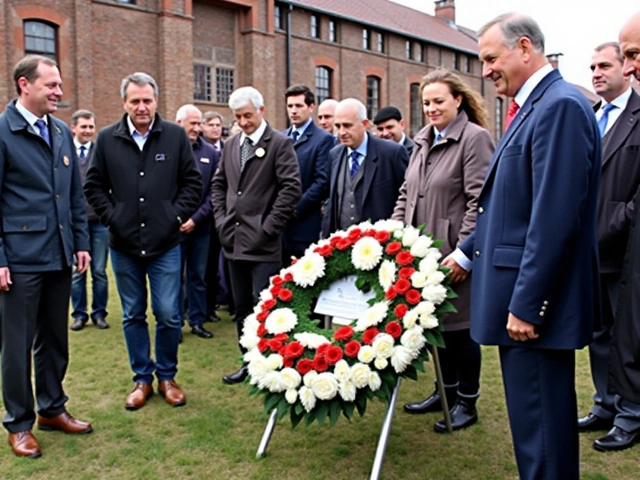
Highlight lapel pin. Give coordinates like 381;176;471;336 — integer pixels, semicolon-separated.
63;155;70;166
256;147;266;158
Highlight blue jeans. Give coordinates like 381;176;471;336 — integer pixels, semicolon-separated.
179;232;210;327
110;246;181;384
71;220;109;321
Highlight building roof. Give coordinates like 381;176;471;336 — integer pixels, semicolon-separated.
292;0;480;55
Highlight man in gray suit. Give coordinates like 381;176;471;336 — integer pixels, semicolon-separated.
578;41;640;452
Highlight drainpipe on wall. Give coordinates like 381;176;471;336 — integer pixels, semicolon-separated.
286;1;293;88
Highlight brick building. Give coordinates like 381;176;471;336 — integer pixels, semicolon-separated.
0;0;508;140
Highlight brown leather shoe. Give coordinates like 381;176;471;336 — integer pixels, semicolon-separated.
37;412;92;434
8;431;41;458
158;379;186;407
125;382;154;410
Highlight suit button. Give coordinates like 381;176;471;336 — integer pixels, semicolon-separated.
235;222;240;226
59;224;63;230
22;225;28;231
140;172;145;176
139;197;145;202
141;223;146;228
141;250;146;256
539;311;545;317
478;206;484;214
474;250;481;257
411;201;415;207
543;300;549;305
55;194;60;200
238;191;242;195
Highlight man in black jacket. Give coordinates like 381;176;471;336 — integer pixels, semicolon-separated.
85;72;202;411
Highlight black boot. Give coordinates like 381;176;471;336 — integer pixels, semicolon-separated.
404;383;457;414
434;393;478;433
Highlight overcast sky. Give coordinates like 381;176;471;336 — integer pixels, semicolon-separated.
393;0;637;90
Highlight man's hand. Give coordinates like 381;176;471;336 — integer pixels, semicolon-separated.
0;267;12;292
180;218;196;234
506;313;539;342
75;251;91;274
441;255;469;284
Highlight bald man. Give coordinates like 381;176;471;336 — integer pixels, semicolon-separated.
316;99;338;135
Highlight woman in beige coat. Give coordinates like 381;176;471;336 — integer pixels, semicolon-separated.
393;69;494;432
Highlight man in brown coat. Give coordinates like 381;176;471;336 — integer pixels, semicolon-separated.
211;86;301;384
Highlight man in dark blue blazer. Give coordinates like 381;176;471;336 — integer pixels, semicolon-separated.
444;15;601;480
283;85;333;262
321;99;408;238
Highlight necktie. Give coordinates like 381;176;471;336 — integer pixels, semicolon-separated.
504;100;520;132
598;103;617;137
349;151;360;178
434;133;443;144
240;137;253;173
292;130;299;143
35;119;50;147
79;145;86;159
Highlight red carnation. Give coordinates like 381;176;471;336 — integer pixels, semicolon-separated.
283;357;294;368
398;267;416;279
258;338;269;353
271;275;284;286
277;288;293;302
363;229;377;237
317;343;331;356
336;238;352;251
284;272;293;282
396;251;415;266
385;241;402;254
262;299;277;311
314;244;334;257
270;285;282;296
278;345;288;356
325;346;344;365
256;310;269;322
375;230;391;243
334;326;355;341
286;341;304;358
274;333;289;342
313;355;329;372
330;235;344;246
268;338;283;351
385;321;403;339
385;287;398;300
394;304;408;319
257;324;267;337
291;258;298;265
344;340;361;357
348;228;362;241
394;278;411;294
406;289;422;305
296;358;314;375
363;328;380;345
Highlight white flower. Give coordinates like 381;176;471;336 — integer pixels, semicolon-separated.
372;333;395;359
410;235;432;257
410;271;428;289
415;301;436;316
378;260;397;291
311;372;339;400
426;271;446;286
299;386;317;412
285;389;298;404
259;290;273;302
368;371;382;391
248;355;270;382
339;380;357;402
266;354;284;371
421;284;448;305
291;252;326;287
419;313;439;329
243;348;262;363
350;363;372;388
402;309;419;329
401;326;426;351
402;226;420;247
294;332;331;349
333;360;351;383
373;219;404;231
391;345;414;373
419;253;441;275
355;302;389;331
239;333;260;351
265;308;298;334
242;314;260;336
255;147;266;158
258;371;287;392
393;229;404;239
353;221;373;231
351;237;383;271
303;370;318;387
357;345;375;363
280;367;302;390
374;357;388;370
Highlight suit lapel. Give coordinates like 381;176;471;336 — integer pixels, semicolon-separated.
602;91;640;169
49;118;64;164
362;135;378;202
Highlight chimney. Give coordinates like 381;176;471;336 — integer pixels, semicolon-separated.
546;52;563;70
434;0;455;24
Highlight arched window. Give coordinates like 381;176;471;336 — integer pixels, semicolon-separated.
24;20;58;61
410;83;423;136
315;67;332;104
366;76;381;120
495;97;504;140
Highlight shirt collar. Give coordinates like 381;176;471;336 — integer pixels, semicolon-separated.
292;118;313;138
398;133;406;145
240;119;268;145
16;99;46;126
348;132;369;158
514;63;555;109
602;87;633;112
127;115;154;138
74;139;91;150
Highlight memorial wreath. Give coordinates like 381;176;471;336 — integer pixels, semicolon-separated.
240;220;456;427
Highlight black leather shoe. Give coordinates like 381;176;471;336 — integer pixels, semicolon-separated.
594;426;640;452
92;317;109;329
207;312;222;323
578;413;614;432
223;366;248;385
191;325;213;339
404;392;443;414
434;398;478;433
70;318;86;331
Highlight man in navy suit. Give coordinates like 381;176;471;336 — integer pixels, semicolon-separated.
321;99;408;237
283;85;333;262
444;14;601;480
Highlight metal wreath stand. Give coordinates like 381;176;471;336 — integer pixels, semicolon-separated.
255;316;452;480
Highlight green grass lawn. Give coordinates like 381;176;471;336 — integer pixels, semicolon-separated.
0;275;637;480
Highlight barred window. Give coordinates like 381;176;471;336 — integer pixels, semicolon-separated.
329;20;337;42
193;64;211;101
24;21;57;62
216;68;234;104
315;67;332;104
311;15;320;39
366;76;380;120
363;29;370;50
406;40;413;60
377;33;384;54
410;83;423;136
275;5;284;30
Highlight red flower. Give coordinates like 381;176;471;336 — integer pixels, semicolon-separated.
314;244;334;257
283;357;294;368
256;311;269;322
394;278;411;294
291;258;298;265
363;229;377;237
270;285;282;296
278;345;288;356
274;333;289;342
258;338;269;353
406;289;422;305
325;346;344;365
317;343;331;356
277;288;293;302
385;321;403;339
286;341;304;358
268;338;283;351
375;230;391;243
284;272;293;282
363;328;380;345
336;238;352;251
271;276;284;286
313;355;329;372
334;326;355;341
262;299;277;311
347;228;362;242
385;241;402;255
296;358;314;375
396;251;415;266
257;324;267;337
330;235;344;246
398;267;416;279
385;287;398;300
344;340;361;357
394;304;408;319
